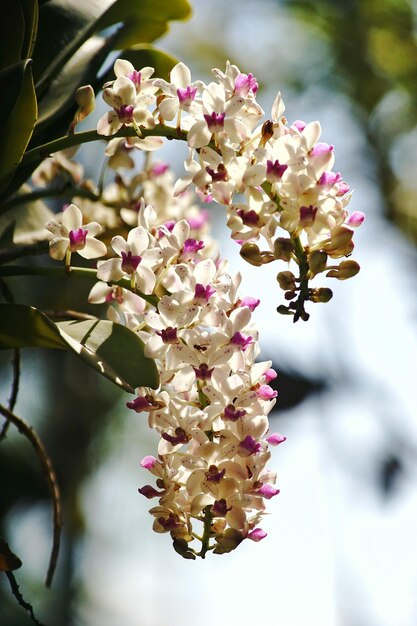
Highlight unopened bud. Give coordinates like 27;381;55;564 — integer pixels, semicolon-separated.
277;304;293;316
308;250;327;276
277;271;296;291
240;242;263;266
284;290;297;300
69;85;95;132
324;226;354;258
274;237;294;261
260;251;275;264
326;259;360;280
261;120;274;144
309;288;333;303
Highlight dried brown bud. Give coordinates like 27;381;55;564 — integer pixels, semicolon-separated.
274;237;294;261
277;270;297;291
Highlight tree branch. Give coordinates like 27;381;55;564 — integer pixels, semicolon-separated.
0;404;62;588
4;571;46;626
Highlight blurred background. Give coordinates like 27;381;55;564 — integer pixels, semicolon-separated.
1;0;417;624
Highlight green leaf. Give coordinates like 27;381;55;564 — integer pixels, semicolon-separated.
0;2;25;71
98;0;192;49
20;0;40;60
97;0;192;28
0;61;28;125
0;60;37;196
0;186;54;240
0;304;159;392
0;539;22;572
33;0;190;96
100;45;179;85
33;0;110;88
57;318;159;390
36;34;105;128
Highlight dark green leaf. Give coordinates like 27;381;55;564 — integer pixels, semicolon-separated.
0;60;37;196
0;1;25;71
0;304;159;392
0;539;22;572
20;0;40;59
0;304;64;350
57;318;159;390
33;0;191;95
33;0;111;87
97;0;192;28
36;34;105;128
0;62;28;126
98;0;192;49
0;187;54;239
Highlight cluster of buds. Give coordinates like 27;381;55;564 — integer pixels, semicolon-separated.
97;59;364;320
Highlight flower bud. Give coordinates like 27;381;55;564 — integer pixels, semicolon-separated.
324;226;354;258
69;85;95;132
308;250;327;276
276;271;296;291
326;259;360;280
277;304;293;316
309;287;333;303
240;242;263;266
273;237;294;261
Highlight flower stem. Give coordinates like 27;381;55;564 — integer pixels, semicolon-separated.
198;506;213;559
20;125;188;170
290;235;311;322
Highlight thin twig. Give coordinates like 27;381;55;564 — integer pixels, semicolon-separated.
5;571;47;626
0;279;21;440
0;349;21;441
0;404;62;588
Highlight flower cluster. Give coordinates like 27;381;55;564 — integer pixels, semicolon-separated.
41;56;366;558
90;201;286;558
97;59;364;320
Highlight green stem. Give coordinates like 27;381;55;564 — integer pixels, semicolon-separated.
290;235;311;322
3;185;100;210
198;506;213;559
0;265;159;307
21;125;188;170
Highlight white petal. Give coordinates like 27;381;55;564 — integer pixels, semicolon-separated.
170;62;191;88
136;265;156;294
187;120;211;149
88;281;111;303
78;238;107;259
128;226;149;253
96;258;124;282
113;75;136;104
158;97;178;121
49;238;68;260
62;204;82;230
83;221;102;237
114;58;135;77
111;235;129;256
97;111;122;136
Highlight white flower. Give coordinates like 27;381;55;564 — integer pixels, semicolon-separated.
96;226;161;294
45;203;107;261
